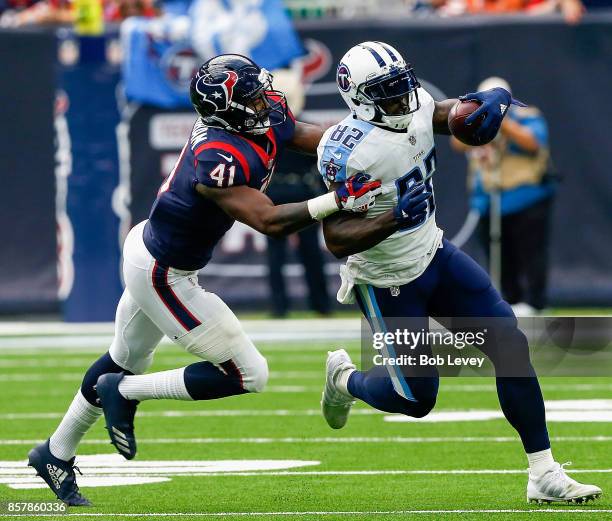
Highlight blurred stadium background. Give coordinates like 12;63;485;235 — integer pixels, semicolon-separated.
1;0;611;321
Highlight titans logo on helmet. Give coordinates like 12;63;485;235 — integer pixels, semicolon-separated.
195;71;239;112
337;63;351;92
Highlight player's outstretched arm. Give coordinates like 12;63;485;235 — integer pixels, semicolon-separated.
323;183;432;258
323;209;398;259
198;184;317;237
196;174;381;238
287;121;326;155
432;99;459;135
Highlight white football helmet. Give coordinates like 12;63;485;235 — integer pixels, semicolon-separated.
336;41;421;130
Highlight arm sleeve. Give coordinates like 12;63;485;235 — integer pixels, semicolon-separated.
195;147;250;188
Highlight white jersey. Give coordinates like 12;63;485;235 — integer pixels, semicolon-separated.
317;88;443;303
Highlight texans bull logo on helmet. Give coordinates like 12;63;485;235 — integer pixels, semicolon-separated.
194;71;239;112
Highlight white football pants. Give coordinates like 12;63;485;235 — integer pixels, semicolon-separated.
108;221;268;393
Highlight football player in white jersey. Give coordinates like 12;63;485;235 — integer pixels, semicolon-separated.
318;41;601;505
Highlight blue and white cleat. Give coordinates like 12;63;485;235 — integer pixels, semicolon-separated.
27;439;91;506
527;462;602;504
321;349;356;430
95;372;138;460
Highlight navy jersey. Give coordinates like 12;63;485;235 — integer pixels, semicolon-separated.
143;100;295;270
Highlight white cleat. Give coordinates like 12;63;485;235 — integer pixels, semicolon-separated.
321;349;356;430
527;462;602;504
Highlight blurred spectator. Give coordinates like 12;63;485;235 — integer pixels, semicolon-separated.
106;0;158;21
265;69;331;317
0;0;157;28
0;0;72;27
524;0;585;24
451;77;555;314
435;0;586;23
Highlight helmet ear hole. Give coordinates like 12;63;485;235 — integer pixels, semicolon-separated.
354;103;376;122
352;98;361;106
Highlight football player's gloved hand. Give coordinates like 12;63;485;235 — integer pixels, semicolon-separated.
460;87;526;144
393;183;432;229
335;173;383;213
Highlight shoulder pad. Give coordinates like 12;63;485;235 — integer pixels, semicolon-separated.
417;87;435;117
317;118;374;184
194;140;251;188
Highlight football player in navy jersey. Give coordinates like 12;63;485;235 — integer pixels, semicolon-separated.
27;54;388;505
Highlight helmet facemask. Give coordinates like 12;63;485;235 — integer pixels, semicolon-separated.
226;69;287;135
358;65;421;130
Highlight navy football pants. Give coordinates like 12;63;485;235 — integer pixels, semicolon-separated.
349;239;550;453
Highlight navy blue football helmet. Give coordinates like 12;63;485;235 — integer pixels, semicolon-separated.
190;54;287;135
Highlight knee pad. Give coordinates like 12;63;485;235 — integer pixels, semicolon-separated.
179;295;247;363
81;352;130;406
109;335;156;375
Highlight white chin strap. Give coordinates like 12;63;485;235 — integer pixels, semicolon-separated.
379;112;413;130
246;117;271;135
352;98;414;130
353;104;413;130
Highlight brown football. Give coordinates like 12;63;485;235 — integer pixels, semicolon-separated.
448;100;488;146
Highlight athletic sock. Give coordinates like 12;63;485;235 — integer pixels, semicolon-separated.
49;391;102;461
527;448;556;476
118;368;193;401
337;367;355;396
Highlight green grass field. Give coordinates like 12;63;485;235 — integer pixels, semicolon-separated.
0;326;610;520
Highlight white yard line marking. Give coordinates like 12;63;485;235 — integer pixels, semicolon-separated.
0;409;382;420
4;400;612;421
0;319;361;350
1;509;612;517
0;370;612;394
0;332;359;349
1;365;611;394
0;374;315;392
385;409;612;423
0;373;84;382
0;319;361;337
0;358;324;377
8;456;612;492
183;469;612;476
0;359;96;368
443;384;612;392
0;436;611;445
0;354;328;367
